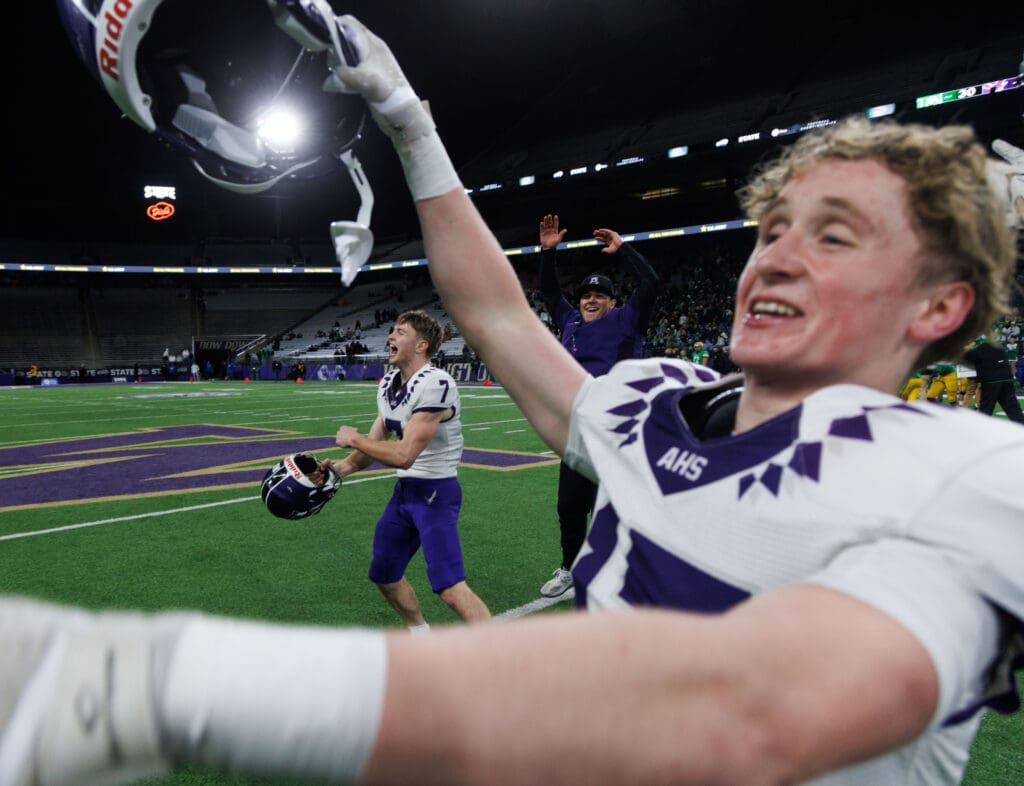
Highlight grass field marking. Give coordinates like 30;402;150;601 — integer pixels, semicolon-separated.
0;423;301;447
295;388;380;396
230;409;530;432
0;454;159;479
497;588;576;619
115;392;243;400
0;473;397;542
0;496;259;541
461;416;530;428
3;392;521;437
1;398;384;431
1;435;552;512
0;460;106;475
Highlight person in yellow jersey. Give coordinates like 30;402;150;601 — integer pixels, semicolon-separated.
898;369;926;401
924;361;959;405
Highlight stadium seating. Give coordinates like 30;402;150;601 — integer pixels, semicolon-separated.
272;283;440;361
0;287;85;368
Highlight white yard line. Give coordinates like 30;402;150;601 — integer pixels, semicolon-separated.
0;474;396;541
497;588;576;618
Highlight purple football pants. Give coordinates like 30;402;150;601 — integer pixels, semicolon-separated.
369;476;466;592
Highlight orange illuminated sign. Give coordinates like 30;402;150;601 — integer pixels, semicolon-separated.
146;201;176;221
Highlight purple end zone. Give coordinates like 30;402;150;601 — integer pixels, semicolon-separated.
461;448;553;468
0;427;554;508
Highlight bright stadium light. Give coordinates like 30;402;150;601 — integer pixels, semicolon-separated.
256;107;303;154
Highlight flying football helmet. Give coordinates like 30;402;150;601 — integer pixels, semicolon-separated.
57;0;375;284
261;452;340;519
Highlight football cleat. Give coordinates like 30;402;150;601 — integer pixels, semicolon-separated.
261;453;340;520
540;567;574;598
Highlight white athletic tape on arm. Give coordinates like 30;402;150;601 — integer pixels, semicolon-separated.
370;95;461;201
394;128;463;202
160;616;387;782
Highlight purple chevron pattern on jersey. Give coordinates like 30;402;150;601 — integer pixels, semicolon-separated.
573;504;751;611
563;356;1024;783
377;365;462;479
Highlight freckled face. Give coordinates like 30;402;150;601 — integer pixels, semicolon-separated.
730;158;927;389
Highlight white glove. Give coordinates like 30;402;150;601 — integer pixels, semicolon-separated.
332;15;461;201
988;138;1024;229
331;15;412;106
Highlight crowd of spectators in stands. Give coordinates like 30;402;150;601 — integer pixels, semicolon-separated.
268;229;1019;380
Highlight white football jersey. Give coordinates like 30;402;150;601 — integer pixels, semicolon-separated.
378;365;462;479
565;357;1024;786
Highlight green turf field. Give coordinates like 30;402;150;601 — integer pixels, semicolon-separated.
1;380;1019;785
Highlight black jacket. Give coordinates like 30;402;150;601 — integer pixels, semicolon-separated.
962;341;1013;383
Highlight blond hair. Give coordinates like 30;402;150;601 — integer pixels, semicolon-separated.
737;116;1017;367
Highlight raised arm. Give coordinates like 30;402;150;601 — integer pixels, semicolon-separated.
335;18;584;455
415;194;584;453
619;244;660;325
537;214;568;317
593;227;660;322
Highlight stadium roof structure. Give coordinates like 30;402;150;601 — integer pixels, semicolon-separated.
6;2;1024;261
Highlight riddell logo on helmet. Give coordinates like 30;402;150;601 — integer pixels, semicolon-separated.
98;0;135;82
284;455;303;480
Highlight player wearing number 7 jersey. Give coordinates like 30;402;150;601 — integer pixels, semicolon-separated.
321;309;491;628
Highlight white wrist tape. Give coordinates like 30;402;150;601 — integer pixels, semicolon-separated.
160;616;387;782
0;602;181;786
371;93;461;201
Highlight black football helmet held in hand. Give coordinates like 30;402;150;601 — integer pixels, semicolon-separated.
261;453;340;519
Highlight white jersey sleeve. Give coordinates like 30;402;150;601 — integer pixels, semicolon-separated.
809;439;1024;728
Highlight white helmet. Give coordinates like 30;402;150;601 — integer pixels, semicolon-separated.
58;0;368;191
58;0;375;281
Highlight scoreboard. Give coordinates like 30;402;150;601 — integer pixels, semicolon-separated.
916;76;1022;109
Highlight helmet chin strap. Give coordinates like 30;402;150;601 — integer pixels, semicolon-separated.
299;0;376;287
266;0;374;284
331;150;375;286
